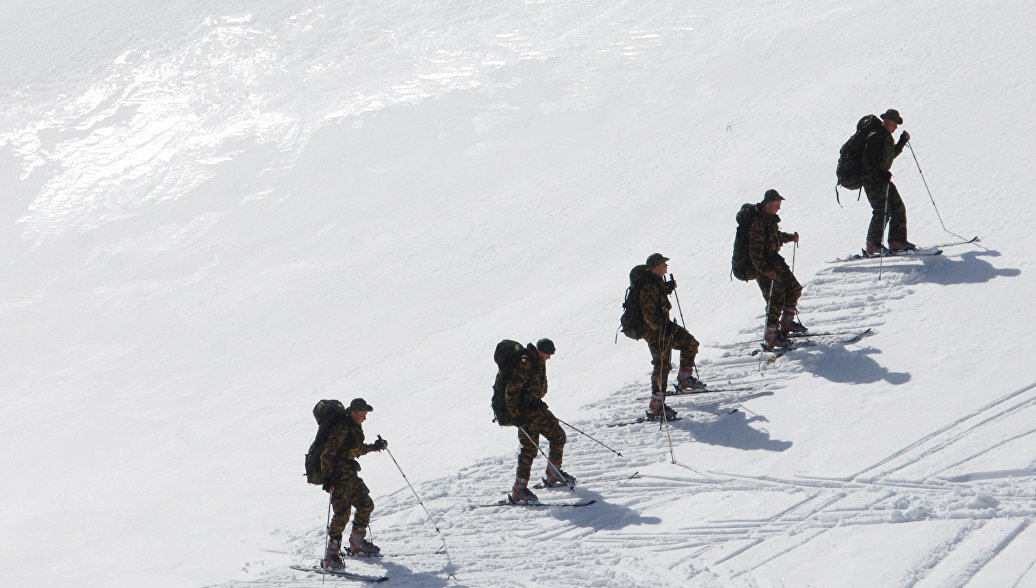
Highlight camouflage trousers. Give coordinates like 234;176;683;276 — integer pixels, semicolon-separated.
755;259;802;326
645;320;699;397
328;473;374;535
864;180;908;244
515;405;566;480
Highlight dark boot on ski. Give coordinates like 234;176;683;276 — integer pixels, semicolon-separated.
865;241;889;256
347;526;381;556
764;324;791;350
780;307;808;335
509;477;539;503
323;533;344;570
674;366;706;392
543;460;576;488
647;396;678;420
889;240;917;252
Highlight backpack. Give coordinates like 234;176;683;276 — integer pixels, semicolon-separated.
491;340;527;426
619;265;652;340
730;203;760;281
836;114;883;191
304;399;348;485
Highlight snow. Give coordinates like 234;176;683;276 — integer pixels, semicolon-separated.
1;0;1035;586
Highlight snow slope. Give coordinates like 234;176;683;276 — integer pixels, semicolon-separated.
1;0;1034;586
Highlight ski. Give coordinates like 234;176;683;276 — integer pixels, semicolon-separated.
670;383;764;396
469;499;596;509
290;564;388;582
827;246;942;263
606;415;684;428
535;471;640;489
751;328;872;356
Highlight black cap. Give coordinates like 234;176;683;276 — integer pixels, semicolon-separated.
348;398;374;412
762;189;785;202
536;338;556;355
645;253;669;268
880;109;903;124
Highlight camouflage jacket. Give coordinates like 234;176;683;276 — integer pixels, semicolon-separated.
505;343;549;417
320;414;376;481
748;209;795;275
638;273;674;332
861;127;907;181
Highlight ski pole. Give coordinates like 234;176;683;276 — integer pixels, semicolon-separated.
379;436;441;534
791;239;798;274
669;273;686;328
764;279;775;339
518;427;574;490
879;183;890;280
907;142;970;242
323;492;332;580
379;436;456;573
557;418;623;457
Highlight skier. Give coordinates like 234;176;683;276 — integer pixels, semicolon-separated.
506;338;575;503
320;397;388;568
640;253;703;419
861;108;914;254
748;189;806;349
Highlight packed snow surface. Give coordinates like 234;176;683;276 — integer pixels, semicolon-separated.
2;0;1034;586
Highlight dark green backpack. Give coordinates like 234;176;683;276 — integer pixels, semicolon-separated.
619;265;652;339
304;399;348;485
491;340;527;426
836;114;883;190
731;203;760;281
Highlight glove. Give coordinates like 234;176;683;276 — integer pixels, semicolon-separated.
322;481;334;492
879;170;892;182
665;278;677;293
372;438;388;451
899;131;910;144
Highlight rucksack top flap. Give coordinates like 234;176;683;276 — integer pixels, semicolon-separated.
629;264;652;283
313;399;347;426
736;203;758;226
493;339;525;368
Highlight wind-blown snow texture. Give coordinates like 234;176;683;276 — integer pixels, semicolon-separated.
2;1;1034;586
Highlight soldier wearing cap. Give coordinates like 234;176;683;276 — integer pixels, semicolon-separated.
861;108;915;254
639;252;703;421
748;189;805;349
505;338;576;503
319;397;388;566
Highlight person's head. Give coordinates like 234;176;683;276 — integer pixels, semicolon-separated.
535;338;555;361
348;398;374;424
760;189;784;214
646;252;669;276
880;108;903;133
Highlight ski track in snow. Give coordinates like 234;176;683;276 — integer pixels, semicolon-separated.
221;249;1035;586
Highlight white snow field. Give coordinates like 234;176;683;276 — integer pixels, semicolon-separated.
2;0;1035;586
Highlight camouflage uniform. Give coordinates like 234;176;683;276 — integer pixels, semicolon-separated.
748;207;801;326
320;415;378;535
861;126;910;244
506;344;565;480
639;275;699;396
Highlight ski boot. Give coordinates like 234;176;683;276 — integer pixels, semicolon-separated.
889;240;917;253
780;307;808;336
674;366;706;392
865;241;889;256
322;532;344;570
646;396;678;421
509;477;538;503
542;460;576;488
764;324;791;350
347;526;381;556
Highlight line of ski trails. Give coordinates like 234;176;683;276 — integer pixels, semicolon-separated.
231;241;1020;586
